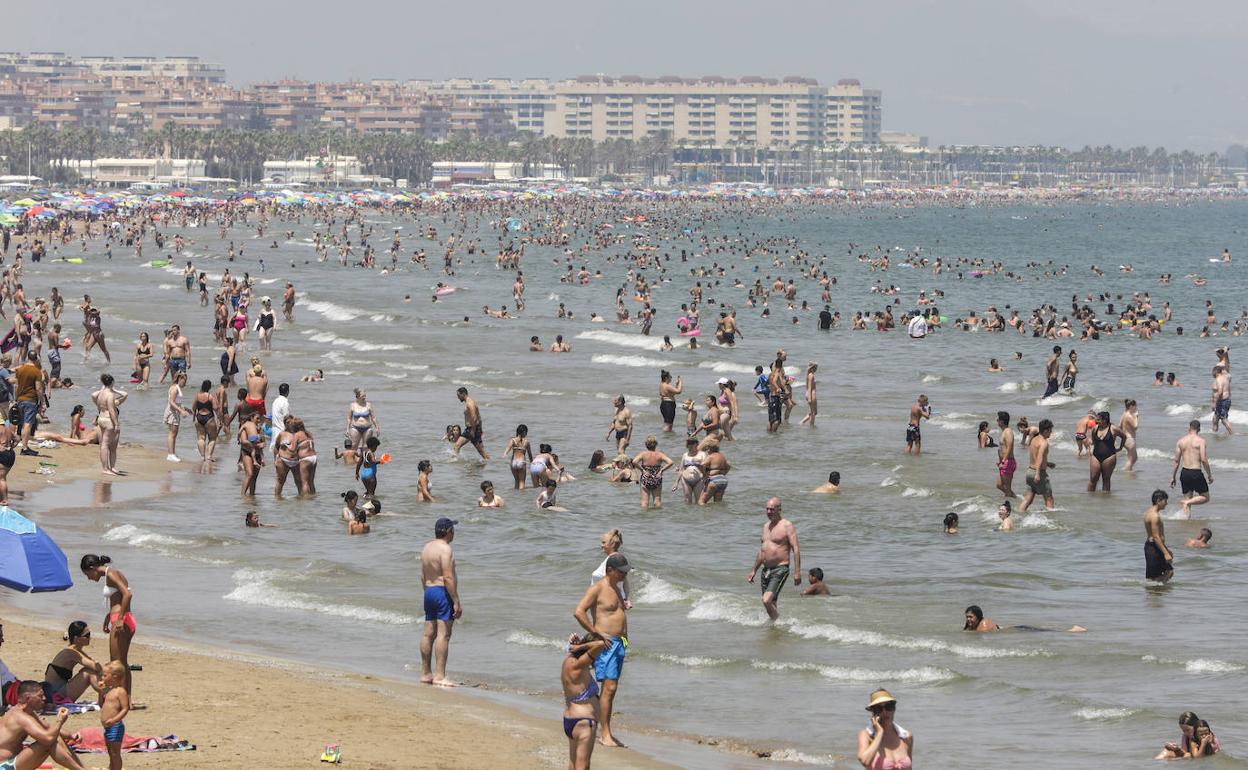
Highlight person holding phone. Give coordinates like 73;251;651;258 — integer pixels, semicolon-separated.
857;689;913;769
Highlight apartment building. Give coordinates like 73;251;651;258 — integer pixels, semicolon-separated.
0;53;225;82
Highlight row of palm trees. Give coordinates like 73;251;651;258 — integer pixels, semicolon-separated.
0;124;1228;188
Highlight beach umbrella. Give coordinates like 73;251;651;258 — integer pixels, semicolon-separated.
0;507;73;593
11;198;37;208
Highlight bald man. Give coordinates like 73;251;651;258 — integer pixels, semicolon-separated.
747;497;800;620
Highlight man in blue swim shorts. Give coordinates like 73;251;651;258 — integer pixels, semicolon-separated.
420;517;462;686
574;553;631;747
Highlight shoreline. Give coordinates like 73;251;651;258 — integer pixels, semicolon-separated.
3;439;796;770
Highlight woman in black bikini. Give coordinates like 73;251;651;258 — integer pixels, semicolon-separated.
43;620;102;702
256;299;276;352
0;418;15;506
132;332;153;388
192;379;219;461
1086;411;1125;492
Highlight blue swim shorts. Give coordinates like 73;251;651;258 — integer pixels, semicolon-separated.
423;586;454;622
594;635;627;681
103;720;125;743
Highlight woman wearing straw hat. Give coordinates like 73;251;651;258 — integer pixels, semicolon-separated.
857;689;913;770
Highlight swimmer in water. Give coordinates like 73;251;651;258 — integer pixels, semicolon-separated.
996;501;1013;531
812;471;840;493
1185;527;1211;549
478;480;504;508
943;512;959;534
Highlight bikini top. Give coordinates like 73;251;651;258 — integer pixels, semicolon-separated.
567;676;599;704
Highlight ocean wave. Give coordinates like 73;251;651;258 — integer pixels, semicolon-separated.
1142;655;1244;673
385;362;430;371
1209;457;1248;470
223;568;415;625
750;660;957;684
697;360;761;376
921;374;942;383
654;653;732;668
1165;403;1198;417
455;366;481;372
591;354;675;369
593;391;652;406
1092;398;1109;412
687;594;770;628
576;329;665;351
779;618;1044;660
1136;447;1169;460
901;487;933;498
998;380;1033;393
103;524;193;547
1037;393;1083;406
305;331;408;352
1020;513;1061;530
302;299;363;322
765;749;835;765
504;630;566;651
879;476;898;487
1073;707;1138;720
633;574;695;605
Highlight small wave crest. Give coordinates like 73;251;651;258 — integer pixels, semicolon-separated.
223;568;415;625
591;354;674;369
1074;707;1138;720
504;630;566;651
750;660;957;684
303;299;363;322
576;329;664;351
104;524;192;547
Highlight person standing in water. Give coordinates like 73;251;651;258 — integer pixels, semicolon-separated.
456;387;489;460
1043;345;1062;398
1170;420;1212;517
905;395;930;454
605;396;632;455
1119;398;1140;472
420;517;461;686
573;553;631;748
658;370;682;433
799;362;818;427
746;497;801;621
1020;419;1056;512
1143;489;1174;582
995;410;1017;498
1211;364;1233;434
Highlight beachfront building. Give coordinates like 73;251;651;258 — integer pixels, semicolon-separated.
263;155;363;184
429;160;567;187
58;157;206;185
425;76;882;147
0;53;225;83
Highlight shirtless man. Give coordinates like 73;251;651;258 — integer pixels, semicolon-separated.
92;373;126;475
164;324;191;377
574;553;630;748
245;363;268;415
0;680;91;770
1211;365;1233;435
766;358;786;433
1043;345;1062;399
456;387;488;459
420;517;461;686
1170;420;1212;517
604;396;632;454
812;471;840;493
1143;489;1173;582
905;395;931;454
995;410;1017;498
1020;418;1055;513
746;497;801;621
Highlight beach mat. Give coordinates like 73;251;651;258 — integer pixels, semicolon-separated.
70;727;195;753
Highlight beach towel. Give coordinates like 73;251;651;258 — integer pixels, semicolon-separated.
70;727;195;753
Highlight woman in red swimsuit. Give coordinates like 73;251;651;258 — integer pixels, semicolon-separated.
80;554;136;695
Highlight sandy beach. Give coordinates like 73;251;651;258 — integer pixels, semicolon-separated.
0;612;679;770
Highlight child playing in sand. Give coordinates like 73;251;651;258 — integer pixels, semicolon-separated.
95;660;131;770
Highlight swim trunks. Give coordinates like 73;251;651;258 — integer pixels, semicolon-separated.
16;400;38;428
593;635;627;681
423;586;454;622
997;456;1017;479
1025;468;1051;497
905;423;920;446
767;395;784;424
659;400;676;426
1214;399;1231;421
1179;468;1208;495
103;720;125;743
463;424;483;446
1043;378;1059;398
168;357;188;375
1144;539;1172;580
760;563;790;598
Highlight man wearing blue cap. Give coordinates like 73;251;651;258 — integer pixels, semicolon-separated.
420;517;461;686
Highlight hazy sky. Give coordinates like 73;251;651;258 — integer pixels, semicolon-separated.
5;0;1245;151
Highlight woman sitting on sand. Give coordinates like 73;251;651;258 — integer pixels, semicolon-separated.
43;620;102;702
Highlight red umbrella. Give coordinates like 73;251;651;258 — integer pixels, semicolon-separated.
169;191;187;197
24;206;45;217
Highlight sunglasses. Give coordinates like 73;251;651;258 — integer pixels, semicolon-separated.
870;703;896;714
